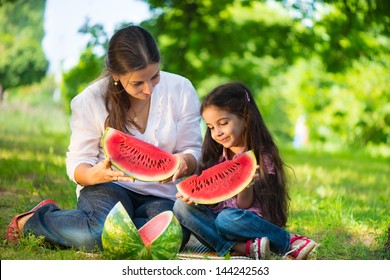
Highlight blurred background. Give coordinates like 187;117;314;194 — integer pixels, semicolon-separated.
1;0;389;153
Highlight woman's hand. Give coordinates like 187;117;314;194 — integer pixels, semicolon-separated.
160;153;196;183
172;154;189;182
74;157;135;186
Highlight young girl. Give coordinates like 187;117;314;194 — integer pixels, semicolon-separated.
174;82;317;260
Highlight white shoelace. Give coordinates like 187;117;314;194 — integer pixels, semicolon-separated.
283;243;301;258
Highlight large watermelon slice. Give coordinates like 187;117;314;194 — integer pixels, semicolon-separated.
176;150;257;204
102;127;180;181
102;202;182;260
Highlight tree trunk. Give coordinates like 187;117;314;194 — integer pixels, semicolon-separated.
0;84;4;102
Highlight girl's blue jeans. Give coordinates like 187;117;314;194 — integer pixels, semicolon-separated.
173;199;290;256
23;182;183;251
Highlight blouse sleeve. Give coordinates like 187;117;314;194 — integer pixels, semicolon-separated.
65;86;106;183
173;78;202;162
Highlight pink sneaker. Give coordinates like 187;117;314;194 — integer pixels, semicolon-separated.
245;237;270;260
286;235;317;260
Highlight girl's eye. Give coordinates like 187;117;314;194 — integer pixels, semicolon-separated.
131;82;143;87
220;122;228;126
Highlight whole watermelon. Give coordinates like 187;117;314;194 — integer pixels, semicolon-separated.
102;202;182;260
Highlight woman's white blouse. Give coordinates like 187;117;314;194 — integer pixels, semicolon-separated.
66;71;202;200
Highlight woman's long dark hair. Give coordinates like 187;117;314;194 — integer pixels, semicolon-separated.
103;25;160;133
199;82;290;227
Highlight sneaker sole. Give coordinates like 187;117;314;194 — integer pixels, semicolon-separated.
260;237;271;260
295;241;317;260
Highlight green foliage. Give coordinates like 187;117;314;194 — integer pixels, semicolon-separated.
0;0;48;94
0;0;18;7
261;55;390;147
60;0;390;149
60;22;109;111
61;47;104;112
6;74;57;106
141;0;390;148
143;1;299;94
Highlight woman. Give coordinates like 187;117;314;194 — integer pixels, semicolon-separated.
7;25;202;251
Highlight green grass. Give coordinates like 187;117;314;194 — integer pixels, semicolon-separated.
282;148;389;259
0;88;389;260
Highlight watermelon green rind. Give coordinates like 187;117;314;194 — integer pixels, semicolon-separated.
102;202;148;259
102;127;180;182
176;150;257;204
102;202;182;260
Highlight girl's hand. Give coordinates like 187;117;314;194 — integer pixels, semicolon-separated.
247;165;260;188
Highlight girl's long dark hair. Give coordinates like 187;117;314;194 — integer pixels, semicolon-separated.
200;82;290;227
103;25;160;133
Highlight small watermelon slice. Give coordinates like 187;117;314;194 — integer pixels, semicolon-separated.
102;127;180;181
176;150;257;204
102;202;182;260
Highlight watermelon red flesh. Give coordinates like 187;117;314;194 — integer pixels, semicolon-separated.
176;150;257;204
102;127;180;182
138;211;172;245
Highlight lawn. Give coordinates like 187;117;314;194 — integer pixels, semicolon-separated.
0;94;389;260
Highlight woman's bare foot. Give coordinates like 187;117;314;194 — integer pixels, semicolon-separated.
17;213;34;230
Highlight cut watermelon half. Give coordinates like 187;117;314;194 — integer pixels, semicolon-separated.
176;150;257;204
102;202;182;260
102;127;180;181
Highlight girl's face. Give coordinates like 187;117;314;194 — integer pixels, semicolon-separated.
113;63;160;100
202;105;246;155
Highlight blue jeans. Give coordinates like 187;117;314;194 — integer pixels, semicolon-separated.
173;199;290;256
24;183;178;251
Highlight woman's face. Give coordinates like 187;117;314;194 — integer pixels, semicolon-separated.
113;63;160;100
202;105;246;155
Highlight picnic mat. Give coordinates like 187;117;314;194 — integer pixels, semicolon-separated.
177;235;317;260
177;235;252;260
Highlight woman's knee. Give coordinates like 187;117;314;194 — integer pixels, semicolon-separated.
173;199;190;219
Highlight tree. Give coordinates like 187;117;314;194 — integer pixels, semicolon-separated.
60;22;108;112
0;0;18;6
0;0;48;101
142;0;302;94
61;0;390;148
138;0;389;147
